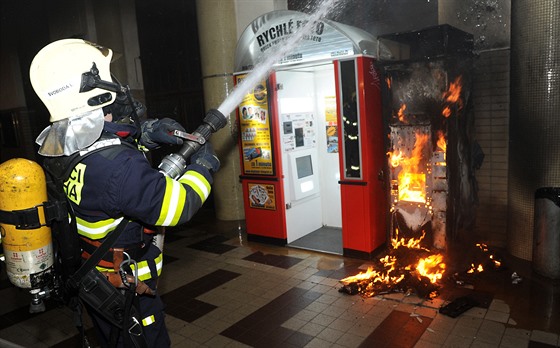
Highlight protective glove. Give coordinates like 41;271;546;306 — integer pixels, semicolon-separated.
106;93;147;123
140;118;185;149
190;142;220;173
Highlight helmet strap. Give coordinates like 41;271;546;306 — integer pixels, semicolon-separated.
79;63;142;140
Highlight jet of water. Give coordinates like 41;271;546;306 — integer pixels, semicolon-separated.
217;0;342;117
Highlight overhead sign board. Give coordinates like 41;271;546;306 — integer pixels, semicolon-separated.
235;10;378;71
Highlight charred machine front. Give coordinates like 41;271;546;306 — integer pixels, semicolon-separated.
379;25;479;250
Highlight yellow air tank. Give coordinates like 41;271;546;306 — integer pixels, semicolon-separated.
0;158;54;289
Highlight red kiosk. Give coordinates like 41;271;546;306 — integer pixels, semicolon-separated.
235;10;387;259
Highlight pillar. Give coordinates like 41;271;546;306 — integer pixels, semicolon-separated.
195;0;244;221
509;0;560;260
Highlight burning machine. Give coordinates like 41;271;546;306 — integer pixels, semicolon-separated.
378;25;479;250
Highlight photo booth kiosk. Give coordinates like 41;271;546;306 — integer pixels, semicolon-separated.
235;10;387;259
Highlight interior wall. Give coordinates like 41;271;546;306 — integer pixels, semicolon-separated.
470;49;510;248
276;70;323;242
119;0;143;94
0;0;533;257
0;49;25;110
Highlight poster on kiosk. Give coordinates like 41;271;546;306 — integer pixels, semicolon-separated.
235;10;387;259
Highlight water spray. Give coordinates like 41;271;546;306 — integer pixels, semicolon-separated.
217;0;342;118
159;0;342;179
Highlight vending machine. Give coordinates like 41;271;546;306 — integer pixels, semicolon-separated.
235;10;387;259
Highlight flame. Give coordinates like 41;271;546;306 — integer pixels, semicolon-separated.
436;130;447;152
441;76;463;118
392;228;428;250
476;243;502;268
390;132;429;203
386;77;392;89
339;262;404;288
467;263;484;274
398;173;426;202
340;228;447;298
411;132;428;171
489;254;502;268
387;149;403;168
442;106;451;118
417;254;446;283
443;76;463;104
340;255;406;290
397;104;407;123
476;243;488;251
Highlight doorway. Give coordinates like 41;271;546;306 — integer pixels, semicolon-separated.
275;63;343;255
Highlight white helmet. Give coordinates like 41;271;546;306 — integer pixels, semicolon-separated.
30;39;118;156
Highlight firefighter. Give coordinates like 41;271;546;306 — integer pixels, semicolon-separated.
29;39;220;347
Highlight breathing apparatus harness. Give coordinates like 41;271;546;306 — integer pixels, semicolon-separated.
0;67;151;348
0;140;148;348
50;138;151;348
1;56;228;347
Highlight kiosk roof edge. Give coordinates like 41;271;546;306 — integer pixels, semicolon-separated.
234;10;381;72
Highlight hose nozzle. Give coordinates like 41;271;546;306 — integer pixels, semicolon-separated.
158;109;227;179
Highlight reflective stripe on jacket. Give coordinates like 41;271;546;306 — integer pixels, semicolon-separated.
64;126;212;280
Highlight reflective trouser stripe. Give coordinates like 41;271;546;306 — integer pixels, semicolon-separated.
142;315;155;326
154;253;163;276
129;253;162;281
96;253;163;281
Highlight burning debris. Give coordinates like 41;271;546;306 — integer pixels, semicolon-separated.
339;241;507;300
339;229;445;299
448;242;506;287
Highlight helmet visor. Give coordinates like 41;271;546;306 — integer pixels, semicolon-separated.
36;108;104;156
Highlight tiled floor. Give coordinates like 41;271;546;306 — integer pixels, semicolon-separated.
1;208;559;347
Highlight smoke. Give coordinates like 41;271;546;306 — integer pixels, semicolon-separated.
290;0;510;51
454;0;509;49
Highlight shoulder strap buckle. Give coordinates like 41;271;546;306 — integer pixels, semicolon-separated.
0;200;68;230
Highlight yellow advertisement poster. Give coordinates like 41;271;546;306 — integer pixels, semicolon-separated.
325;96;338;153
324;96;337;125
237;74;274;175
248;183;276;210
